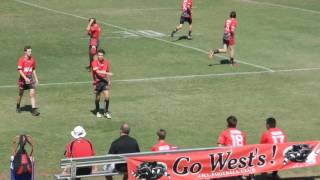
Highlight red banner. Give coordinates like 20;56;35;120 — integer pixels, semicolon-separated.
127;141;320;180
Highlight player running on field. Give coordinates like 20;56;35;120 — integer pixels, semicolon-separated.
171;0;193;40
91;49;112;119
209;11;237;65
16;46;40;116
86;18;101;70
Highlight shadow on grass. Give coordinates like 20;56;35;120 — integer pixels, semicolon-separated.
20;105;32;112
172;35;191;41
208;59;231;66
90;109;106;116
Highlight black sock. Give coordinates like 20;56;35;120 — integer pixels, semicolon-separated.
230;58;234;64
188;31;192;36
104;99;110;113
95;100;100;112
213;49;219;54
16;104;20;109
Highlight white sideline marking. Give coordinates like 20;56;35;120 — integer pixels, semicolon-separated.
2;67;320;89
14;0;273;72
241;0;320;15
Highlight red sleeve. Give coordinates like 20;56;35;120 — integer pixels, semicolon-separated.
92;60;98;71
283;131;288;143
17;58;23;70
217;131;226;145
243;133;247;145
65;143;71;158
260;132;268;144
91;147;96;156
106;60;110;72
231;20;237;32
151;145;156;152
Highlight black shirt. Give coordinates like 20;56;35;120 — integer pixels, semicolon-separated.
108;135;140;154
108;135;140;172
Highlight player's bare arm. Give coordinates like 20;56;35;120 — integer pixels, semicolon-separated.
33;70;39;85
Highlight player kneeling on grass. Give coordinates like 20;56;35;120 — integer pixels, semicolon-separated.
171;0;193;40
16;45;40;116
92;49;113;118
209;11;237;65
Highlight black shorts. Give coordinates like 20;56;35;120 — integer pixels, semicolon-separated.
95;79;108;93
18;75;35;90
76;167;92;180
223;38;230;47
180;15;192;24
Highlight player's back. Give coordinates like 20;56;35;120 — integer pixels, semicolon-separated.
218;128;246;147
260;128;287;144
151;141;176;152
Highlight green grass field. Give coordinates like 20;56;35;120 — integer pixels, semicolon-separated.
0;0;320;179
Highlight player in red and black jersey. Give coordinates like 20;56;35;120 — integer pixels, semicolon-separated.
209;11;237;65
86;18;101;70
16;46;40;116
171;0;193;40
91;49;113;118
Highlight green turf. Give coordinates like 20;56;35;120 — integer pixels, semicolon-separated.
0;0;320;179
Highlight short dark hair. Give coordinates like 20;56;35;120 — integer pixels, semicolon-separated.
266;117;276;128
230;11;236;18
97;49;105;54
120;123;130;135
157;129;166;140
227;115;237;128
24;45;32;52
89;18;96;24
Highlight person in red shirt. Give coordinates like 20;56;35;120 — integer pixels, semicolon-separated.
86;18;101;69
217;115;246;147
171;0;193;40
151;129;177;152
260;117;287;179
16;45;40;116
209;11;237;65
91;49;113;118
63;126;97;180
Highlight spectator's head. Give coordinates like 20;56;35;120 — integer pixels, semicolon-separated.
266;117;276;129
97;49;105;61
227;115;237;128
71;126;87;139
24;45;32;57
230;11;236;18
120;123;130;135
157;129;166;140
